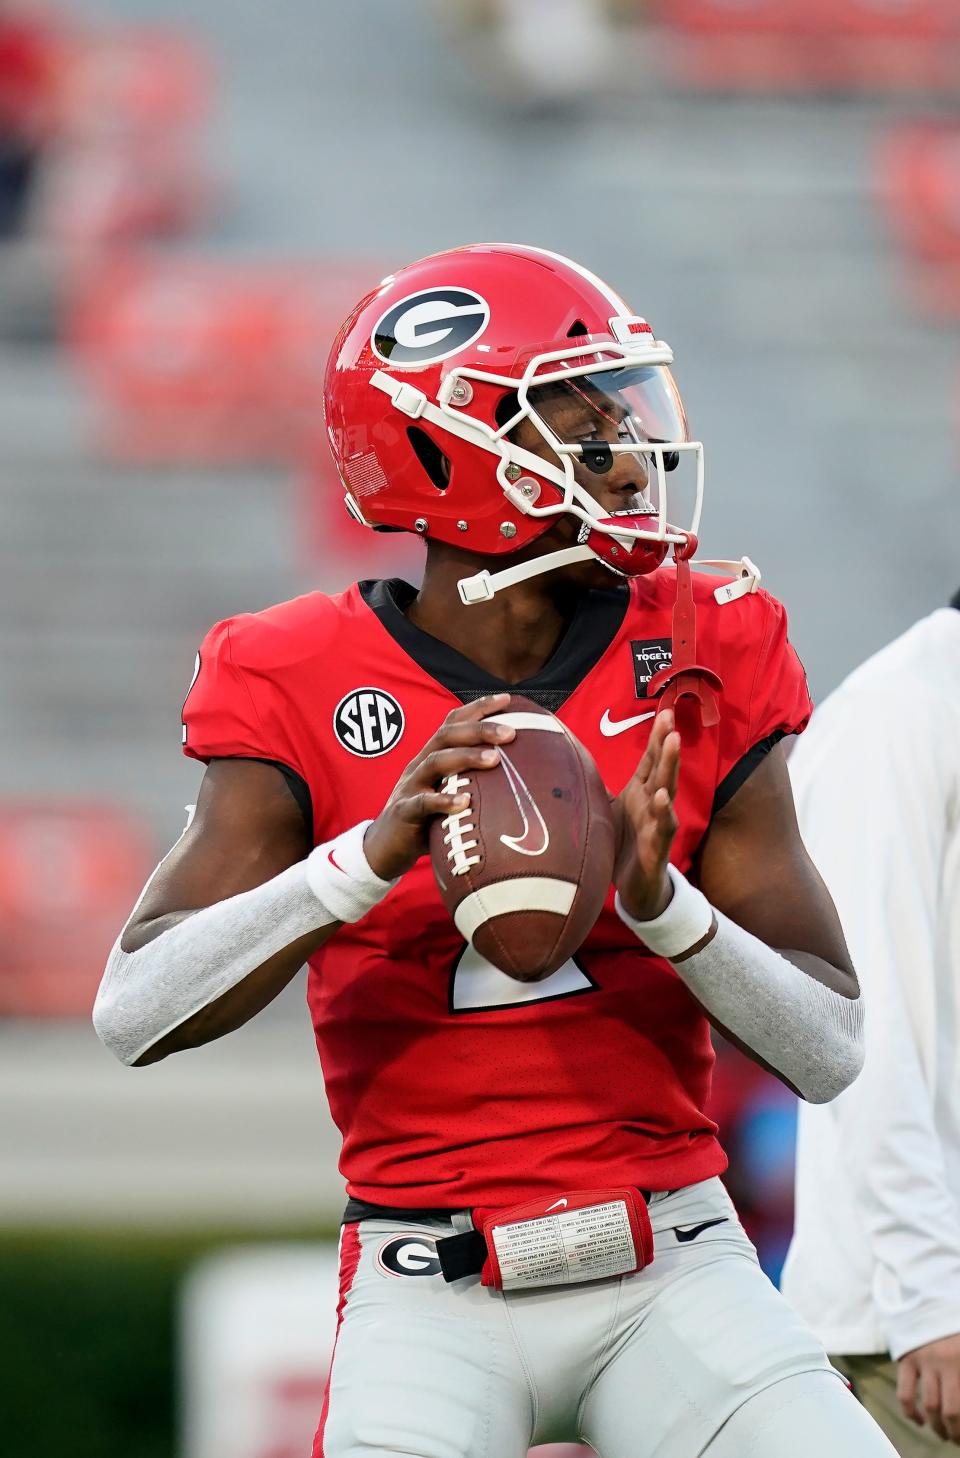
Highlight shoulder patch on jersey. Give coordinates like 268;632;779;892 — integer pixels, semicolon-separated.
631;638;672;699
333;687;405;757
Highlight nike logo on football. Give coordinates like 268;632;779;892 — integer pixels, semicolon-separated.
599;709;656;737
546;1198;569;1212
674;1218;728;1243
498;748;550;857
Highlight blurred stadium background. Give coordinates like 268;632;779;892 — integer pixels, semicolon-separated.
2;0;959;1454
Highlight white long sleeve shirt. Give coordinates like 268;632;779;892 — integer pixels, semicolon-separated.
780;607;960;1360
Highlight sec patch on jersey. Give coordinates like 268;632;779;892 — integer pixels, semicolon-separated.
333;687;405;757
430;697;616;982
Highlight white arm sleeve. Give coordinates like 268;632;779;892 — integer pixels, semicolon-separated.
790;688;960;1358
93;820;396;1067
616;867;864;1105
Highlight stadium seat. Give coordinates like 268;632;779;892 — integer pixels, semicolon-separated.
0;7;60;236
877;122;960;319
825;0;958;38
42;134;212;247
0;801;153;1018
0;7;59;141
36;26;215;248
655;0;960;91
56;27;212;142
660;0;957;39
879;122;960;263
656;1;814;37
67;257;385;461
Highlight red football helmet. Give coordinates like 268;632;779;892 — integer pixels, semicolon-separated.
323;243;704;605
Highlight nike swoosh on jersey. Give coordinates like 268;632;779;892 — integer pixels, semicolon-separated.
546;1197;569;1211
599;709;657;737
673;1218;729;1243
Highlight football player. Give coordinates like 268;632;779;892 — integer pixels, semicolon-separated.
94;245;895;1458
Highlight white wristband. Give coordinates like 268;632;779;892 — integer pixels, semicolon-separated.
304;820;399;924
615;863;714;960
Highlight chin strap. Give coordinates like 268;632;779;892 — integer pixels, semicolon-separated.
693;556;762;604
457;530;766;735
458;545;596;604
647;536;723;729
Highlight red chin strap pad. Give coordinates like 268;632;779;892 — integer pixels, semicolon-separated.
646;536;723;728
587;517;671;578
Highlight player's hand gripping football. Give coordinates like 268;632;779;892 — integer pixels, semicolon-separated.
614;708;681;922
363;694;516;881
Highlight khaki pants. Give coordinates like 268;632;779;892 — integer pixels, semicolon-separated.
832;1354;946;1457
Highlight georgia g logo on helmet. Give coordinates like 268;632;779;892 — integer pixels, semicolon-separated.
371;287;490;367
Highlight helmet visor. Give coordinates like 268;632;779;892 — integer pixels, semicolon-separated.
526;362;690;458
517;355;701;543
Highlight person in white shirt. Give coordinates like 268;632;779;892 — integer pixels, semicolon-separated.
782;591;960;1452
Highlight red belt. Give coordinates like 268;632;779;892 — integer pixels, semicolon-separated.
435;1187;654;1290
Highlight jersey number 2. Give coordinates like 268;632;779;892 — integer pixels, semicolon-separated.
450;943;596;1013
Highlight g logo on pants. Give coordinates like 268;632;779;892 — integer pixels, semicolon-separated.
376;1235;442;1277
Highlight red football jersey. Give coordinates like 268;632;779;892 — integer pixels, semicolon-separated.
182;569;811;1209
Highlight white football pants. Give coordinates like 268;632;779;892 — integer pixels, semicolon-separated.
317;1177;897;1458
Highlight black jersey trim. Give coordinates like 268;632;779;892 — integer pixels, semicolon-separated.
342;1187;654;1226
711;730;787;816
358;577;629;708
214;755;314;842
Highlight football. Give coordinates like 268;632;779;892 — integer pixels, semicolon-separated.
430;695;617;982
